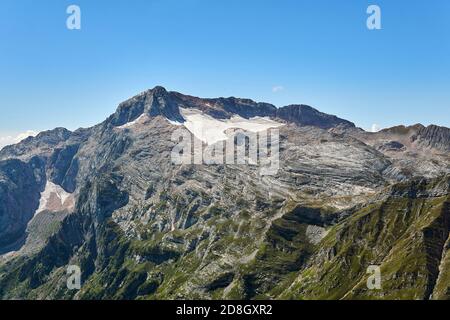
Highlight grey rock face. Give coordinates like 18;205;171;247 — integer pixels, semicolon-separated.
345;123;450;181
276;104;355;129
412;125;450;152
0;159;43;252
47;144;80;193
109;86;185;126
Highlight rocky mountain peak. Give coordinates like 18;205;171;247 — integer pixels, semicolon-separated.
276;104;355;129
1;85;450;300
149;85;169;96
0;128;73;161
109;86;356;130
379;124;425;135
35;127;72;142
109;86;184;127
412;124;450;152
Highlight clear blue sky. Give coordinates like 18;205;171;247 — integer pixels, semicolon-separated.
1;0;449;138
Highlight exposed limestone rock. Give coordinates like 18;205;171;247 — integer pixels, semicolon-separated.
0;86;449;300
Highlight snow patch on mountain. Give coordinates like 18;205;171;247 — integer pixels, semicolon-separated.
179;108;284;145
166;118;183;126
117;114;149;129
35;181;74;215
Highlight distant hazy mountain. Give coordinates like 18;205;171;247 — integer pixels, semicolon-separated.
0;86;449;300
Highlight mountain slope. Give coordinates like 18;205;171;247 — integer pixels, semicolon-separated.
278;176;450;300
0;86;449;300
